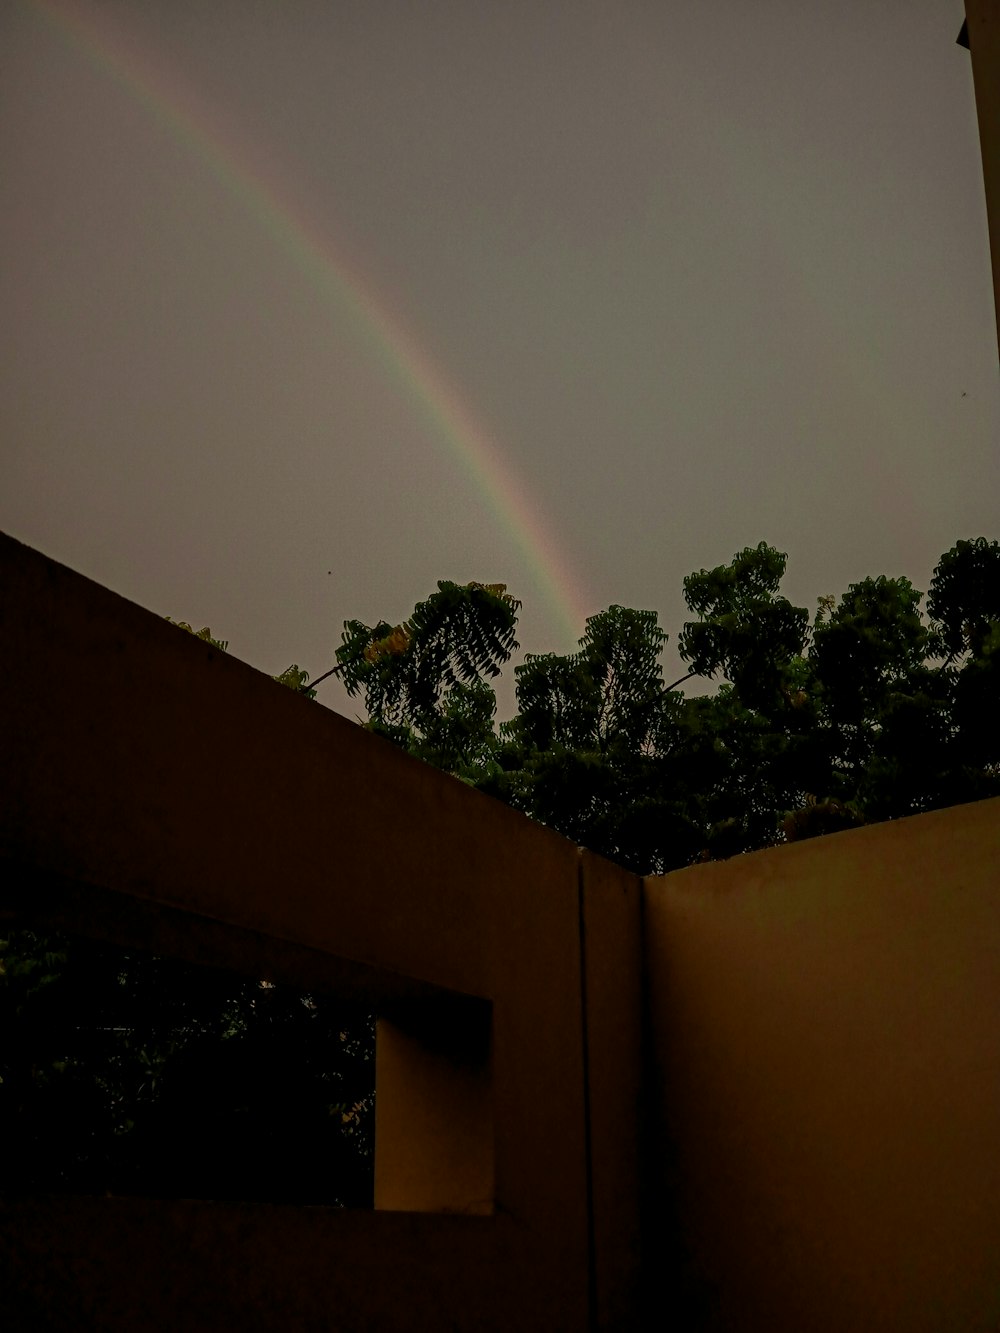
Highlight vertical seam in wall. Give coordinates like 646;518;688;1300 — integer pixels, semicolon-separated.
637;875;654;1322
577;852;598;1332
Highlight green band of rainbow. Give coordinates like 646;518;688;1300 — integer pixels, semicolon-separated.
29;0;593;648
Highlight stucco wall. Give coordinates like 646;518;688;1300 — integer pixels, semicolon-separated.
4;530;1000;1329
0;530;641;1331
644;797;1000;1331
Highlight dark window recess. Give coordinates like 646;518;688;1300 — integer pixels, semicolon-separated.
0;928;375;1207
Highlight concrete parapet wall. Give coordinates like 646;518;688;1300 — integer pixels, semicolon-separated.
3;530;999;1329
0;531;641;1331
644;797;1000;1330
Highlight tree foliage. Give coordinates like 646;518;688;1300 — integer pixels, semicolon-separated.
334;580;520;776
678;541;809;710
166;619;318;699
335;538;1000;874
0;929;374;1205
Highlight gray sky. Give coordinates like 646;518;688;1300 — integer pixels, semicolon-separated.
2;0;997;718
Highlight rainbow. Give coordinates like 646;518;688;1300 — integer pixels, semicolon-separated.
27;0;593;648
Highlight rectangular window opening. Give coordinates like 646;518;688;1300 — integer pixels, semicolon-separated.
0;925;377;1208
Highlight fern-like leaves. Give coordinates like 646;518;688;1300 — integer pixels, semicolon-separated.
335;581;521;733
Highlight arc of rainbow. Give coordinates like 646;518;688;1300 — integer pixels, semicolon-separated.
28;0;593;650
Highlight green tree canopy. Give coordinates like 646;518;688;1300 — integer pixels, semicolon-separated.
334;538;1000;873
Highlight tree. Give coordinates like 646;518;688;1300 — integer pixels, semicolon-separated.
331;538;1000;872
927;538;1000;794
333;580;519;776
0;928;374;1206
167;620;318;699
678;541;809;711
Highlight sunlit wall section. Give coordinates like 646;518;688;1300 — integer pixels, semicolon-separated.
643;796;1000;1331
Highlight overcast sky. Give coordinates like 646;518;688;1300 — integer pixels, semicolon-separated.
2;0;996;717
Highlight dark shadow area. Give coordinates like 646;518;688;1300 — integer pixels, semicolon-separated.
0;928;376;1207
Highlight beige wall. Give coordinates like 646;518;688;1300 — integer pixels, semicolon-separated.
966;0;1000;358
644;797;1000;1331
4;528;1000;1330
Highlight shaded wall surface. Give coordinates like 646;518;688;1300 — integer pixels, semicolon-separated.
644;798;1000;1332
3;530;1000;1331
0;532;642;1332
